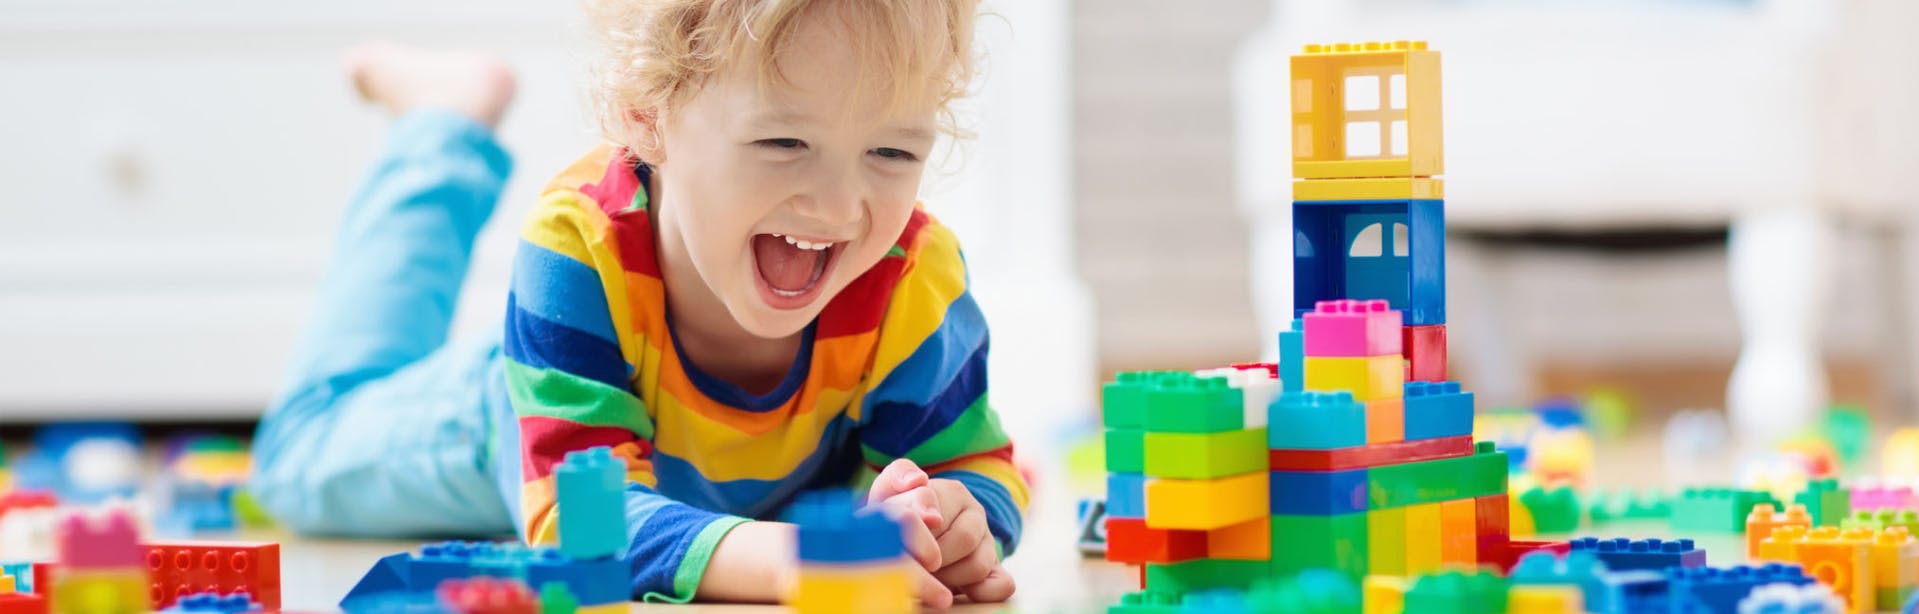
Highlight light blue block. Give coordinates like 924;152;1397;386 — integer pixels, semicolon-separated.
555;446;626;560
1;561;32;593
1403;381;1474;441
1108;472;1147;519
1279;321;1305;393
1267;391;1366;450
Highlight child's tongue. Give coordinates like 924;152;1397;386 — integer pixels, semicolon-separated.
753;234;823;293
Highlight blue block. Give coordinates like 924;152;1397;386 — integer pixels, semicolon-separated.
1267;391;1366;450
340;591;448;614
1293;199;1446;326
341;553;415;606
1666;564;1813;614
1601;570;1670;614
161;592;262;613
1181;590;1250;614
408;541;489;589
1403;381;1473;441
1269;469;1369;515
785;489;908;564
527;551;627;606
1108;473;1147;519
1569;537;1706;572
1;561;32;593
1511;551;1618;612
1279;322;1305;393
555;446;626;561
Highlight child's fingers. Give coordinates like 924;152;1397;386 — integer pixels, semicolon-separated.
934;503;987;565
876;486;944;531
913;564;956;609
894;501;944;571
867;459;929;504
932;533;996;588
958;565;1016;604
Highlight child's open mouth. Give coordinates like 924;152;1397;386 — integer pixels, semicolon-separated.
751;233;841;309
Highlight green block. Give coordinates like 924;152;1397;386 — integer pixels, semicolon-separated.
1110;590;1184;614
1589;489;1670;527
1366;442;1507;509
1518;485;1581;533
1144;374;1244;433
1244;571;1363;614
1105;371;1178;428
1105;429;1145;473
1825;404;1871;469
1271;513;1369;578
1670;488;1779;532
1878;586;1914;612
1143;428;1268;478
1795;478;1851;527
1145;559;1272;595
1841;509;1919;536
1404;570;1509;614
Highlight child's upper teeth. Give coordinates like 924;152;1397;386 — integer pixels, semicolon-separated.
781;235;831;251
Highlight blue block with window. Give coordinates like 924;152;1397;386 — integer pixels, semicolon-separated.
1292;199;1446;326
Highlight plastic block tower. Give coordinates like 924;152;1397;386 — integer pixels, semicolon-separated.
52;510;149;614
784;490;913;614
1102;42;1512;611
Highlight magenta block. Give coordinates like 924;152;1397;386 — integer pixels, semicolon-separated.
1302;299;1403;357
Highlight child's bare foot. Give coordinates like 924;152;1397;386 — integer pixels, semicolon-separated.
344;42;517;129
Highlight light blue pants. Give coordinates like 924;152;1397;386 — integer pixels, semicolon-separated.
250;110;522;538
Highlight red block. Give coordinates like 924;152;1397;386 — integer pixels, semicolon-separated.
1105;518;1207;564
1474;494;1516;570
1230;362;1279;379
1268;435;1475;471
439;577;539;614
0;593;47;614
1403;324;1447;382
142;541;281;611
1485;540;1571;574
0;492;56;522
30;564;51;597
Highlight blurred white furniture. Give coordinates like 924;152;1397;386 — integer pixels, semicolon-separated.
0;0;1092;438
1232;0;1866;441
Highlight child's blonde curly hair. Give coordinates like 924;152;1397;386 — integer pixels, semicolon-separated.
585;0;979;154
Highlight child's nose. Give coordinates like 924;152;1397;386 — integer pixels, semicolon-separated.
793;173;863;227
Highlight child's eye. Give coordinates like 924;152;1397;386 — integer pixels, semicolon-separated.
757;138;807;150
870;147;920;162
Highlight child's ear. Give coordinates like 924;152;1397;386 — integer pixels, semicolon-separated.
628;106;667;166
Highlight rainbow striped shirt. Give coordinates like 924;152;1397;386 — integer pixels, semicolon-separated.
503;147;1028;602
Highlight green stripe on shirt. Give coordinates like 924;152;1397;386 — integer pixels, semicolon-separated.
504;359;654;439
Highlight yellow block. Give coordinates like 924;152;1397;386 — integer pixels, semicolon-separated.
1509;494;1537;538
1;573;14;593
576;604;626;614
1294;177;1443;201
1363;575;1408;614
1368;507;1407;576
1291;41;1443;181
1144;472;1269;531
1304;356;1403;402
52;570;148;614
1403;503;1443;575
1758;525;1808;563
787;564;915;614
1508;585;1583;614
1207;516;1272;561
1871;527;1918;589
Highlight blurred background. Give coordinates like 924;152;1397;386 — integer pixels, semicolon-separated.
3;0;1919;455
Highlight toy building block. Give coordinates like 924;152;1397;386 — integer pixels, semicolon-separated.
1199;366;1280;429
1106;429;1145;474
1401;381;1472;441
1842;509;1919;536
1206;517;1271;562
1796;479;1851;528
1506;585;1580;614
788;491;904;565
1364;399;1404;445
158;593;261;614
1365;442;1506;509
1475;495;1514;570
1739;582;1847;614
438;578;538;614
1143;559;1270;595
1109;590;1183;614
0;563;28;594
538;582;578;614
521;550;624;607
1586;489;1669;527
1511;497;1538;538
1176;590;1245;614
58;511;142;570
142;541;282;611
1362;575;1406;614
1488;540;1570;575
1403;570;1508;614
1850;483;1916;512
1295;177;1444;202
1267;391;1367;450
1104;371;1176;429
788;564;914;614
1270;513;1369;577
1567;537;1705;572
1759;526;1812;564
1077;499;1109;557
1794;526;1874;613
1290;41;1442;180
1302;299;1402;357
1145;375;1245;433
1241;570;1362;614
1269;468;1369;515
1403;502;1443;575
554;447;626;561
1517;486;1581;534
1671;488;1781;533
1750;504;1815;559
52;569;147;614
1664;564;1815;614
1268;434;1473;472
1303;356;1403;402
1105;519;1206;565
1143;429;1267;479
1108;473;1147;519
1870;527;1917;611
0;492;56;524
1402;324;1446;383
1292;199;1446;327
1143;472;1268;531
0;593;46;614
1366;507;1407;576
1438;498;1477;566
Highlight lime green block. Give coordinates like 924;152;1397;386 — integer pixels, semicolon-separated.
1271;513;1369;578
1795;478;1850;527
1105;429;1145;473
1144;559;1272;595
1142;428;1267;479
1144;374;1244;433
1367;507;1407;576
1109;590;1184;614
1878;586;1914;612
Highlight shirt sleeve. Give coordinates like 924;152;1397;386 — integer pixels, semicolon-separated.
505;188;746;602
853;220;1030;555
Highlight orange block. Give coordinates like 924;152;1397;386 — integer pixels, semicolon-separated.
1366;399;1405;444
1796;527;1873;613
1439;498;1478;565
1207;517;1272;561
1747;503;1812;559
1759;526;1810;564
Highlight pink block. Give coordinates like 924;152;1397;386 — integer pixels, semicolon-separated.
1851;485;1915;511
55;511;142;569
1302;299;1403;357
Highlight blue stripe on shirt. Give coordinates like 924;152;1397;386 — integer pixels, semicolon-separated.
505;293;631;390
620;482;730;598
859;342;989;458
511;239;621;345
